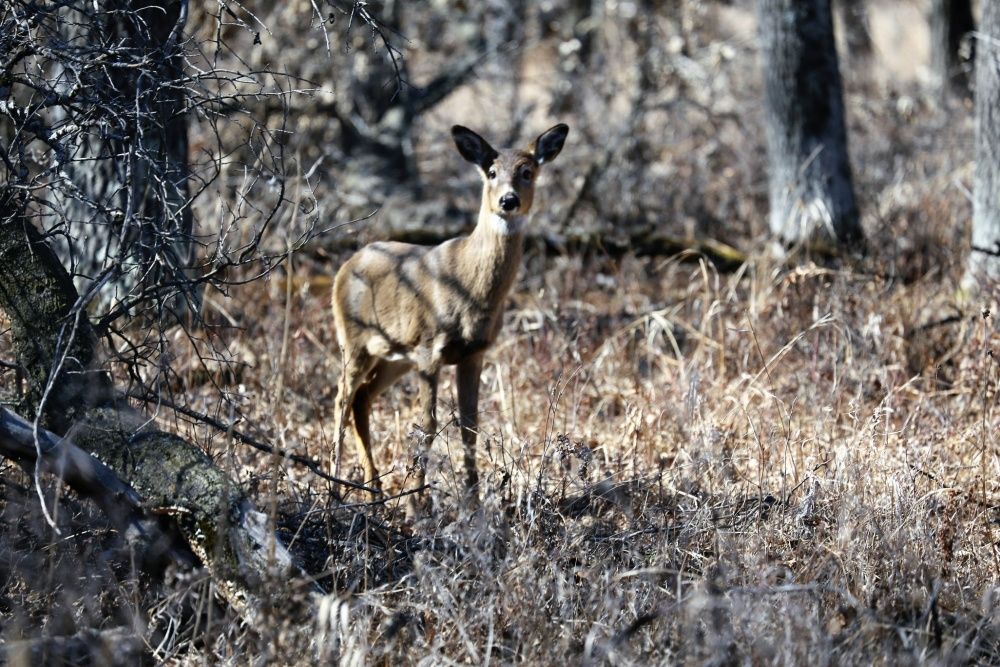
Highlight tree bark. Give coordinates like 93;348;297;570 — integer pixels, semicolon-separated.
929;0;976;94
965;0;1000;289
0;202;115;434
49;0;196;316
0;200;292;617
758;0;863;248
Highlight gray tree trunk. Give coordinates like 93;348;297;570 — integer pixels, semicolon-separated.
965;0;1000;289
758;0;863;248
929;0;976;93
48;1;195;316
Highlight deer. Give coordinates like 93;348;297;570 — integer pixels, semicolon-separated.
331;122;569;499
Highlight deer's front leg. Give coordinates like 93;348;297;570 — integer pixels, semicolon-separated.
456;354;484;491
413;369;439;490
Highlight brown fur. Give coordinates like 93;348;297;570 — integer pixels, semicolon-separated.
331;124;568;497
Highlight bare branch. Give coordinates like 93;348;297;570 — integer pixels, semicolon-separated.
0;406;187;561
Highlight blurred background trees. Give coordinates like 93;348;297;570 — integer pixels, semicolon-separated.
758;0;862;250
837;0;875;63
929;0;976;93
6;0;991;314
966;0;1000;287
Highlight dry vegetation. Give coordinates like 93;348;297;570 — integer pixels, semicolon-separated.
3;0;1000;664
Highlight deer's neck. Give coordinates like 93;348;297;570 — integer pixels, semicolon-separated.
483;211;525;237
457;205;526;306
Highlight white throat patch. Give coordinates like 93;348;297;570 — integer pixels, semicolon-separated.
489;213;526;236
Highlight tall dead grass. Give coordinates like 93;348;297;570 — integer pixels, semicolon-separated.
4;191;999;663
147;219;995;663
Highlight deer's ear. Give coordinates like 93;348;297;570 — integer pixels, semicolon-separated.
452;126;499;171
532;124;569;165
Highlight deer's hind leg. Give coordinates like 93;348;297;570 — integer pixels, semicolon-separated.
350;359;410;492
332;347;373;478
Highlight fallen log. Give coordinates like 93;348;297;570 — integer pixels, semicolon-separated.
325;203;747;270
0;405;156;545
0;209;296;620
0;404;302;620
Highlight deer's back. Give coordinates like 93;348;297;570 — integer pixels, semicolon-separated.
332;239;510;366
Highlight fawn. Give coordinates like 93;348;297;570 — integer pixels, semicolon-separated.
331;123;569;497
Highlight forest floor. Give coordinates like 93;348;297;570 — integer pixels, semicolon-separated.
163;234;1000;663
9;227;998;663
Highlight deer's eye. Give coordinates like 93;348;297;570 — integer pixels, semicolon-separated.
520;167;534;181
487;168;497;179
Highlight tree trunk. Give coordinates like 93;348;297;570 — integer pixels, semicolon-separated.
965;0;1000;289
0;199;293;617
758;0;863;248
0;201;115;434
49;1;196;316
929;0;976;94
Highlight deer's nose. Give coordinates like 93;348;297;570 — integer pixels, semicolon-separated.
499;192;520;212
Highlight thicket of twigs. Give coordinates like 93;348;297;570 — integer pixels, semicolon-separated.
3;1;999;664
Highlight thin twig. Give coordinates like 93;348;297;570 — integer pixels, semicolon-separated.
127;391;375;494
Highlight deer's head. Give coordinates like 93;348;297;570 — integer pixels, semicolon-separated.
452;124;569;219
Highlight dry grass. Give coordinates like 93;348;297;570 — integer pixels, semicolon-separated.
4;205;1000;664
4;116;1000;663
126;229;995;663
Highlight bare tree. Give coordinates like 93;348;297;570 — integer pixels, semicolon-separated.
930;0;976;94
757;0;863;249
965;0;1000;289
0;0;355;621
324;0;487;194
45;1;196;316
